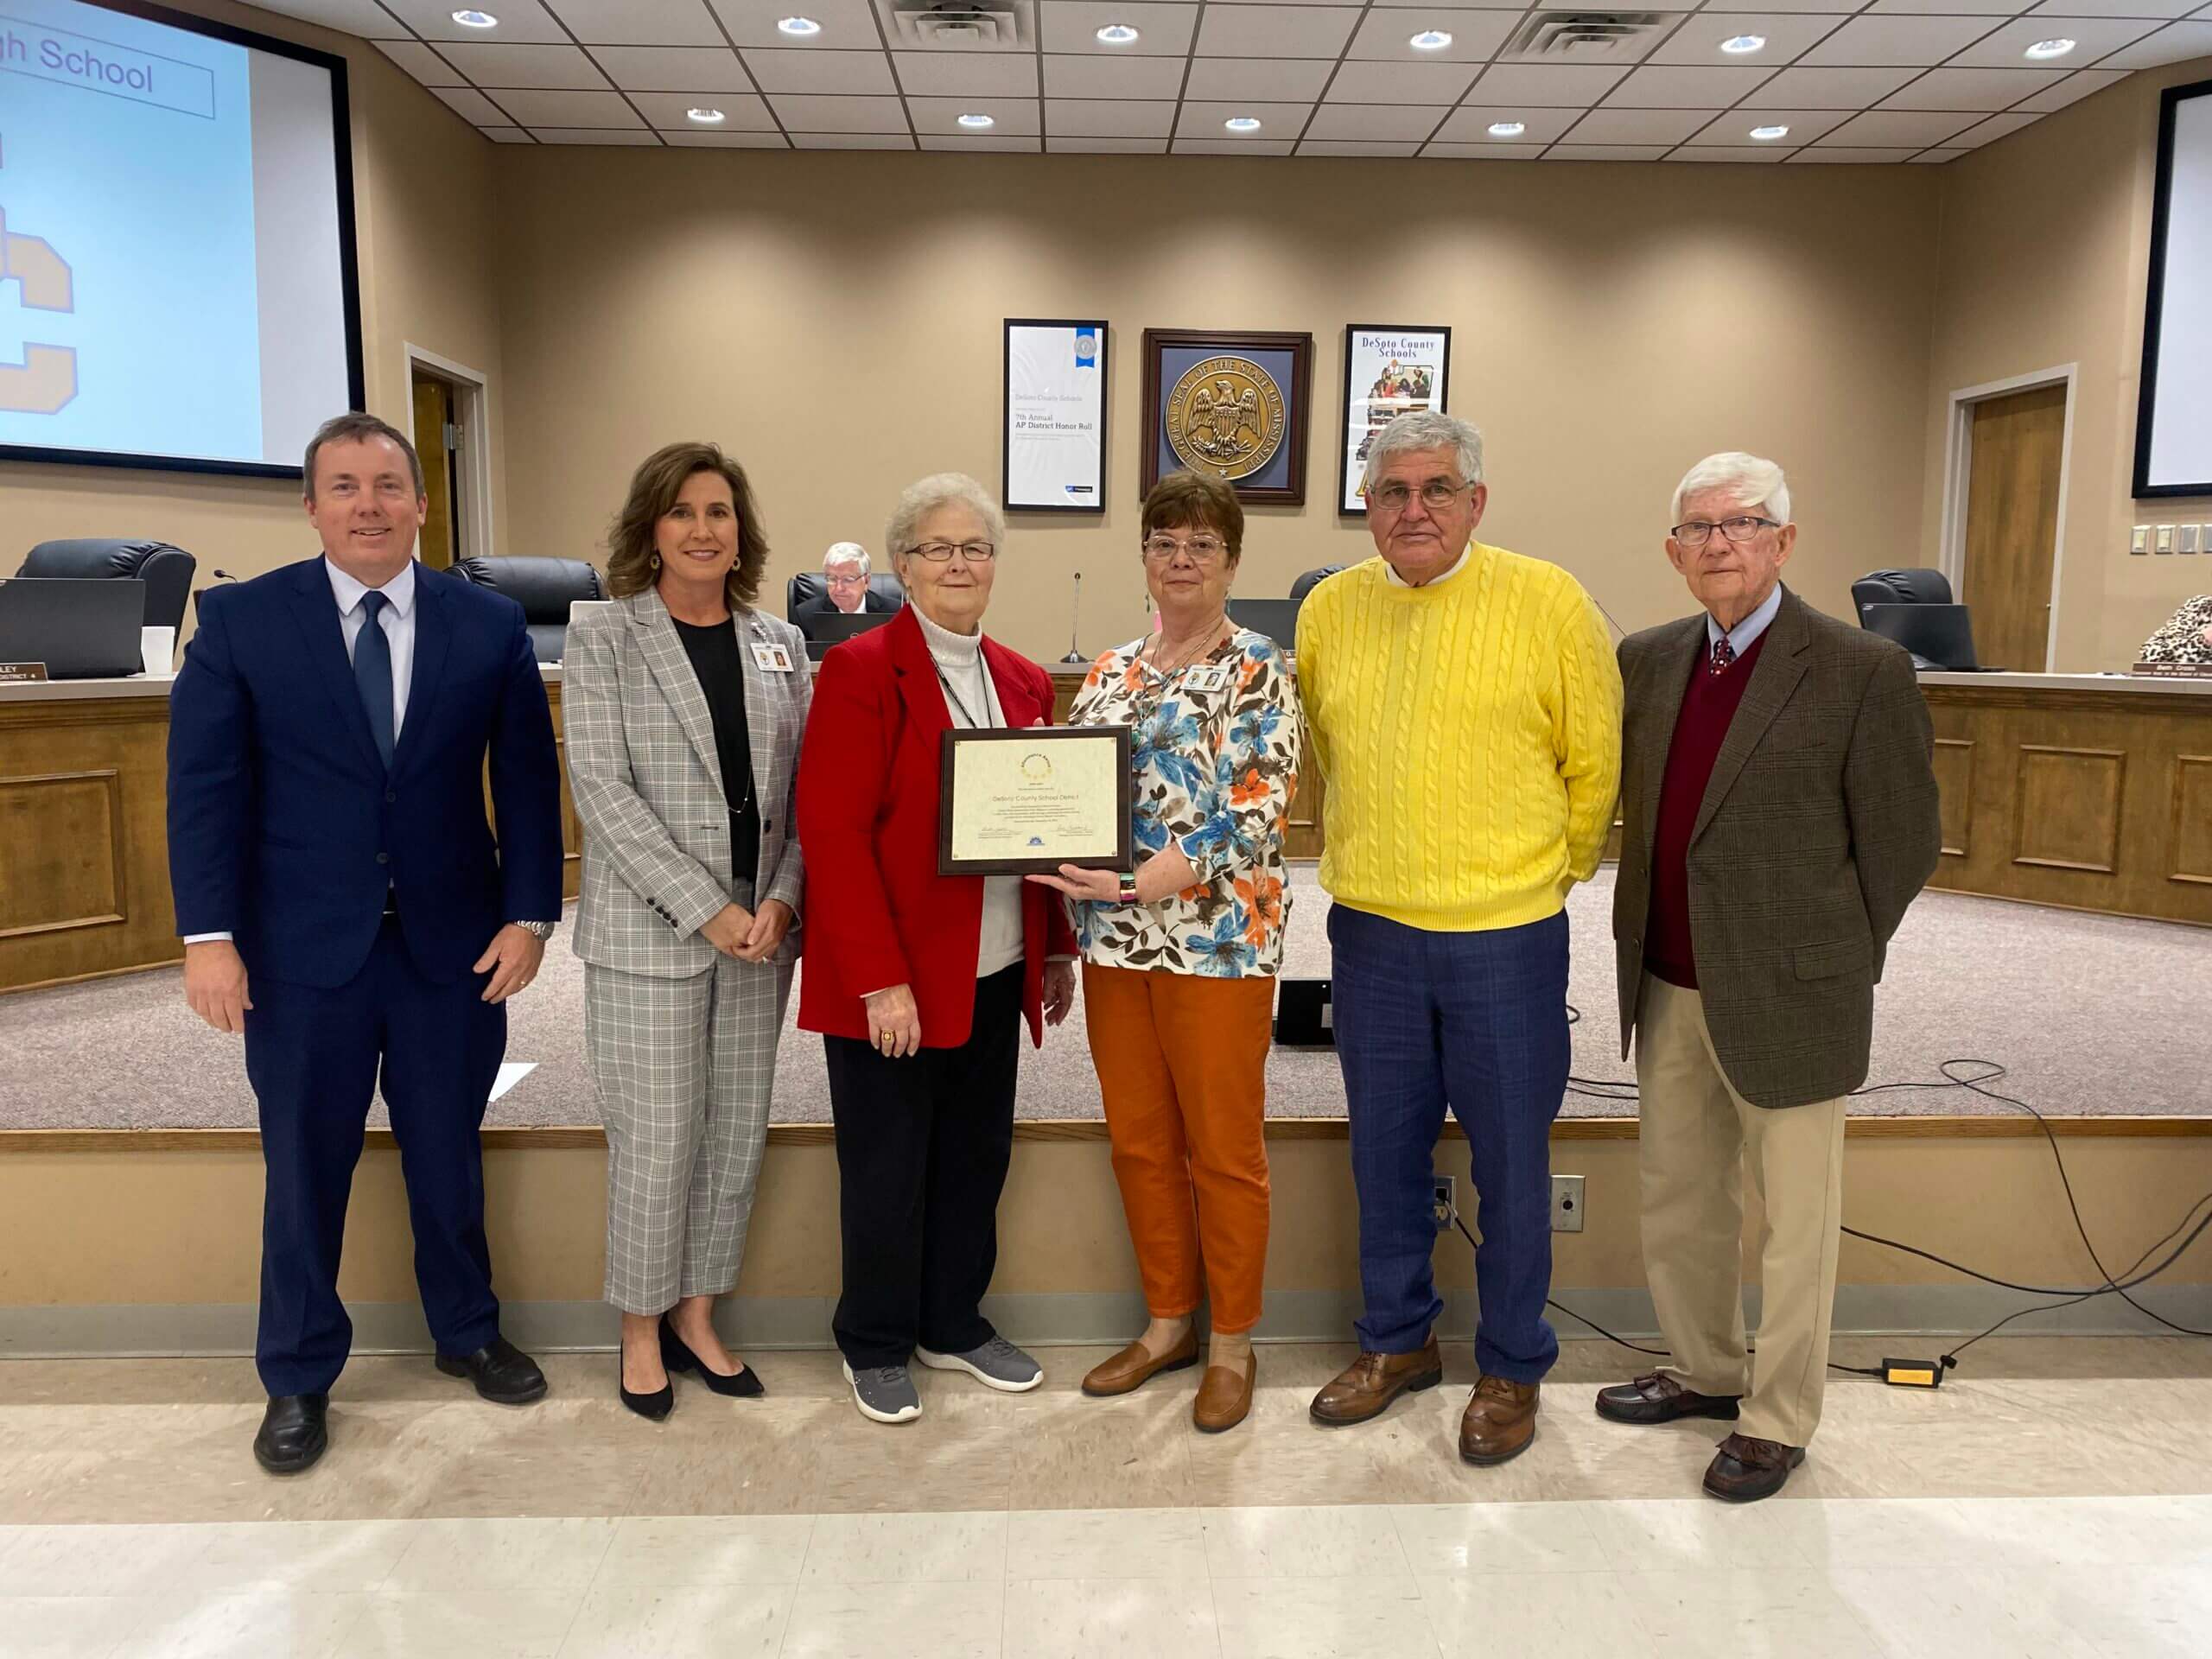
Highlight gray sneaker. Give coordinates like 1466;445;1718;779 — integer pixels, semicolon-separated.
842;1360;922;1424
914;1336;1044;1393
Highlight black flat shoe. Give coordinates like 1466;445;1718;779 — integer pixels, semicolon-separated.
619;1357;674;1422
435;1335;549;1405
253;1393;329;1475
661;1317;765;1398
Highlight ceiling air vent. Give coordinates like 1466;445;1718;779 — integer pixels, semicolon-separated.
884;0;1033;49
1504;12;1668;60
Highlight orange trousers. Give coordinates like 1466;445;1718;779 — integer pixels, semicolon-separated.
1081;963;1274;1334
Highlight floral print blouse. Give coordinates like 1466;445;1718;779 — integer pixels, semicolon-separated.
1065;628;1303;977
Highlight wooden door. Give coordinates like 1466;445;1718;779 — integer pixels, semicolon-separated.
410;372;459;569
1961;383;2065;671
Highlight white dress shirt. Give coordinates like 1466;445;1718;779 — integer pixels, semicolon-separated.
1383;543;1471;588
1706;581;1783;658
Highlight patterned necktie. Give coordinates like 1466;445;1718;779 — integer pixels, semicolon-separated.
355;589;396;767
1709;632;1736;677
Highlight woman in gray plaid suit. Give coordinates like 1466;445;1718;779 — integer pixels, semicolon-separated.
566;442;810;1421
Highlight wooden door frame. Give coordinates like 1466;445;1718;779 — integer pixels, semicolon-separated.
401;344;493;563
1939;365;2075;672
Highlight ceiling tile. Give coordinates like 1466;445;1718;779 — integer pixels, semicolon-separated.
1669;145;1794;160
382;0;569;42
907;96;1044;135
2092;21;2212;67
1817;108;1982;144
1948;111;2044;145
1044;54;1190;98
1432;105;1585;143
1299;138;1424;154
1753;65;1920;105
1171;138;1300;155
1566;106;1722;143
376;41;465;85
1464;63;1630;106
488;87;646;125
790;132;918;148
1701;0;1868;10
918;134;1044;150
1650;15;1856;67
1889;67;2075;110
1037;2;1200;55
1863;0;2018;12
1325;61;1478;104
1605;66;1777;106
627;91;781;128
1543;144;1674;160
1049;137;1172;152
545;0;728;44
1175;100;1314;137
1688;107;1850;143
893;52;1040;96
742;49;899;93
710;0;881;49
1948;17;2162;67
431;87;510;124
1196;5;1363;57
590;47;757;92
1212;0;1499;5
255;1;410;31
2012;68;2130;111
663;130;792;146
1183;59;1336;100
530;128;664;144
1421;141;1552;158
1788;146;1914;160
1345;9;1517;60
480;126;536;142
1910;148;1972;162
1801;16;2006;66
767;92;912;130
2028;0;2199;15
1306;103;1452;139
1045;99;1178;136
438;43;613;88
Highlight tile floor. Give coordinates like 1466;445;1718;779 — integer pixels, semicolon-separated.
2;1337;2207;1656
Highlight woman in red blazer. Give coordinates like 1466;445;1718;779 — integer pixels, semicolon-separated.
796;473;1077;1426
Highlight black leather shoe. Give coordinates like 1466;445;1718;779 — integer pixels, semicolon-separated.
619;1357;675;1422
661;1317;765;1398
1596;1372;1742;1426
435;1336;548;1405
253;1393;329;1475
1703;1433;1806;1503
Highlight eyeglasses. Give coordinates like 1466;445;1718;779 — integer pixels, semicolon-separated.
1671;516;1779;548
1368;480;1471;514
910;541;998;563
1141;534;1228;564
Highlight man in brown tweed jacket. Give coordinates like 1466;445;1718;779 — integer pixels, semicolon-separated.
1599;453;1941;1502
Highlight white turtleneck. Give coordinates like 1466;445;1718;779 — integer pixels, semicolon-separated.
914;604;1027;980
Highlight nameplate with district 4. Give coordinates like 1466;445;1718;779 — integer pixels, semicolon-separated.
938;725;1133;875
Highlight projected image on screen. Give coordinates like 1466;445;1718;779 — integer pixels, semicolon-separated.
2137;79;2212;498
0;0;360;474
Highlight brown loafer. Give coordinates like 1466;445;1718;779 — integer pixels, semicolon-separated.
1192;1351;1256;1433
1459;1374;1540;1466
1703;1433;1805;1503
1081;1330;1199;1397
1595;1372;1742;1426
1308;1335;1443;1427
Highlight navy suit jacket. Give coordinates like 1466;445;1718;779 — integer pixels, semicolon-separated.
168;556;565;990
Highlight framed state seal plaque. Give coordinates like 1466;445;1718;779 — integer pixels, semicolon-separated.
1140;328;1314;505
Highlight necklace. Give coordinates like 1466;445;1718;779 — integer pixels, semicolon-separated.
1144;613;1230;678
932;659;993;729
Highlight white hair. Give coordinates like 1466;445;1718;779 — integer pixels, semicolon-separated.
1362;409;1484;491
886;473;1007;561
823;542;871;577
1671;452;1792;527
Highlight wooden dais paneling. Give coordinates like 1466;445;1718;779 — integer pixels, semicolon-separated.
2012;746;2125;874
1932;738;1974;858
2172;756;2212;888
0;770;127;937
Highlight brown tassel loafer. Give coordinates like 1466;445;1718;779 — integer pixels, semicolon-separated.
1595;1372;1741;1426
1703;1433;1805;1503
1308;1335;1444;1427
1192;1351;1256;1433
1081;1330;1200;1397
1459;1375;1540;1465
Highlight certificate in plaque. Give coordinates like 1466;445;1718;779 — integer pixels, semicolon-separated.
938;725;1133;875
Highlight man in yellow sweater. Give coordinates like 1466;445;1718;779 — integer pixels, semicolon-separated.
1300;410;1622;1466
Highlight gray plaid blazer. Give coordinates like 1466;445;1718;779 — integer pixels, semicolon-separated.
1612;587;1941;1109
567;590;809;977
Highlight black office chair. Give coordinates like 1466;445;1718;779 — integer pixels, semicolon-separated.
1850;568;1953;622
452;556;604;663
1289;565;1350;602
17;538;196;634
786;570;905;622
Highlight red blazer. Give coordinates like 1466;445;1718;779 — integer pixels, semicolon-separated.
796;606;1077;1049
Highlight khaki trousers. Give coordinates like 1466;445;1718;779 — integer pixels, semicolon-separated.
1635;975;1847;1447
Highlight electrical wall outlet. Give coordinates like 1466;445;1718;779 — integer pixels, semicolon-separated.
1551;1174;1586;1233
2132;525;2150;555
1431;1175;1455;1232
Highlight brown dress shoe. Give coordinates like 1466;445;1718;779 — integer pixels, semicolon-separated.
1081;1330;1199;1397
1308;1335;1443;1427
1595;1372;1742;1426
1703;1433;1805;1503
1459;1374;1540;1466
1192;1351;1256;1433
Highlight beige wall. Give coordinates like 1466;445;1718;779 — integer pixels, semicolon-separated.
1923;56;2212;671
493;150;1942;659
3;0;506;613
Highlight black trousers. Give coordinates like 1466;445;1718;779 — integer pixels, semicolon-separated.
827;964;1022;1368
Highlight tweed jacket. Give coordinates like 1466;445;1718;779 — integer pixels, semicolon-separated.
567;589;809;977
1613;586;1941;1109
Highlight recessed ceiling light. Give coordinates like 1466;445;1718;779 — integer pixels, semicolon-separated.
1749;124;1790;141
957;111;995;129
1487;120;1526;138
1409;29;1452;52
686;107;725;124
1720;34;1766;55
1095;23;1140;45
1224;115;1263;133
777;16;822;36
2024;38;2076;60
450;8;497;26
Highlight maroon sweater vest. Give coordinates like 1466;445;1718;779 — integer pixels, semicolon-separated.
1644;628;1769;988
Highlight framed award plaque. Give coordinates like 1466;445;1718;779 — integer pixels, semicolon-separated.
1003;318;1108;513
938;726;1134;876
1139;328;1314;505
1338;325;1451;516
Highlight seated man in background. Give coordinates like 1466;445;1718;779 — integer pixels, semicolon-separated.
795;542;899;620
1601;452;1940;1502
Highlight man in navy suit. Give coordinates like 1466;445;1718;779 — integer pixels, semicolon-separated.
168;412;565;1474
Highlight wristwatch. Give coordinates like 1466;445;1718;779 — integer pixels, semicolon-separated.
512;920;556;941
1116;872;1140;905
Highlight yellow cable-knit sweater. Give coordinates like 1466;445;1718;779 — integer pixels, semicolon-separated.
1295;545;1623;933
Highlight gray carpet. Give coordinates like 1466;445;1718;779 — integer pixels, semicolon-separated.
3;867;2205;1130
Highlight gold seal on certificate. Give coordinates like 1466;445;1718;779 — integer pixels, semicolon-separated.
938;726;1134;875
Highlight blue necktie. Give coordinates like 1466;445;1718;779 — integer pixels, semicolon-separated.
355;590;396;768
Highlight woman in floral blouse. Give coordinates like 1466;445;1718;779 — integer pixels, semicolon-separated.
1028;470;1302;1433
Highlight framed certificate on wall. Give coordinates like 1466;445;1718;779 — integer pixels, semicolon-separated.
1003;319;1109;512
1338;325;1451;515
